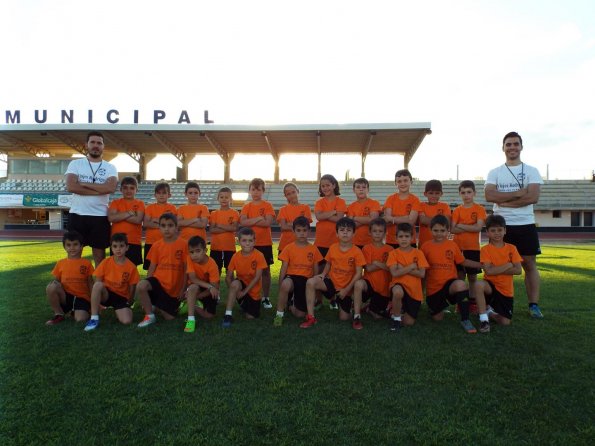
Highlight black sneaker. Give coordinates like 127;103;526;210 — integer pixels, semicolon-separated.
221;315;233;328
479;320;491;333
390;319;401;332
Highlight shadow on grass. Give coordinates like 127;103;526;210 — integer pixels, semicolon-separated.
538;261;595;277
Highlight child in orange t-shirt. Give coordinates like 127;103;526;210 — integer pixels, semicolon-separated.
386;223;429;331
209;187;239;273
314;174;347;262
474;215;523;332
347;177;382;249
275;216;323;325
177;181;210;241
451;180;487;303
277;182;313;254
240;178;276;309
352;218;393;330
137;212;188;328
222;228;268;327
142;182;177;270
108;176;145;265
300;217;366;328
183;235;221;333
418;179;451;248
383;169;421;248
84;233;140;331
421;215;483;334
45;231;94;325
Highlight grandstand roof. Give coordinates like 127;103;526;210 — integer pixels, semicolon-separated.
0;123;431;162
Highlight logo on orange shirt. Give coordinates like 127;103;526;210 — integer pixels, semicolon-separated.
79;265;88;274
175;250;183;260
307;252;314;262
251;261;257;270
509;252;513;262
122;272;130;282
364;207;370;215
471;212;477;222
228;216;234;224
445;250;454;260
259;208;265;216
438;209;444;215
382;252;389;262
406;204;412;212
348;257;355;267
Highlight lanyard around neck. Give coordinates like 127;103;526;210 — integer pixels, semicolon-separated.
504;162;524;188
87;159;103;183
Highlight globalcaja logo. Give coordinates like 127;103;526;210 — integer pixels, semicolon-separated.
307;252;314;262
175;250;183;260
251;261;257;270
445;250;454;260
80;265;88;274
348;257;355;267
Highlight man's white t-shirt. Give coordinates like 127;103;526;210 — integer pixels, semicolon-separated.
485;163;543;225
65;158;118;216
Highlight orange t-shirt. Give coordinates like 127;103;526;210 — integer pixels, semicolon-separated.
452;204;487;250
418;202;451;248
421;239;465;296
278;242;323;278
177;203;210;241
480;243;522;297
228;249;268;300
144;203;177;245
362;243;393;297
314;197;348;248
325;243;366;291
277;204;313;252
147;237;188;298
93;256;140;298
109;198;145;245
386;248;429;302
186;256;220;285
347;198;382;247
51;258;94;301
383;193;421;244
209;208;240;251
240;200;276;246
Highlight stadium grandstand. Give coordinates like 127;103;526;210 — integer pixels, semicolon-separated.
1;123;594;232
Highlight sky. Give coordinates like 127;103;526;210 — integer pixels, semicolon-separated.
1;0;594;181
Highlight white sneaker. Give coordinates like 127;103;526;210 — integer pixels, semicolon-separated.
137;314;156;328
262;298;273;309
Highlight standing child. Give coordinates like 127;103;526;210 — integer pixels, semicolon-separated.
277;182;312;254
184;236;220;333
274;216;323;326
84;233;140;331
421;215;482;334
136;213;188;328
142;182;177;270
386;223;429;331
347;177;381;249
177;181;209;241
45;231;94;325
209;187;240;273
352;218;393;330
451;180;487;307
474;215;523;332
418;179;451;248
240;178;276;309
108;176;145;265
383;169;421;248
221;228;268;328
300;217;366;328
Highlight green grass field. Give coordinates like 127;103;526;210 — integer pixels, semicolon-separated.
1;240;594;445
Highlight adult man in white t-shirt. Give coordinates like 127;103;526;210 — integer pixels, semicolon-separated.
485;131;544;318
65;131;118;266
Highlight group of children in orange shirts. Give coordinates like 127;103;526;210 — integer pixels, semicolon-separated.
45;169;523;334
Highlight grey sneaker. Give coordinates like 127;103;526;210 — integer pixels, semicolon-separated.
460;319;477;334
479;320;490;333
529;305;544;319
262;298;273;309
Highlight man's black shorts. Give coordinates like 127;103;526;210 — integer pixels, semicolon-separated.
457;250;481;275
111;243;142;266
504;224;541;256
145;277;179;317
255;245;274;265
68;213;110;249
210;250;235;271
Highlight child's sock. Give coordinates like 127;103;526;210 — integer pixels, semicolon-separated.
479;313;489;322
90;315;99;321
276;311;284;318
353;313;361;320
225;310;233;316
391;315;402;321
187;316;195;321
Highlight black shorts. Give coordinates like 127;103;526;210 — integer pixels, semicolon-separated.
362;280;390;315
210;250;235;271
255;245;274;265
317;246;329;259
189;286;218;315
103;289;131;310
145;277;179;317
234;280;261;318
426;278;459;315
321;277;352;313
457;250;481;276
111;243;142;266
143;243;152;270
286;275;308;312
61;292;91;314
390;285;421;319
504;224;541;256
485;280;514;320
68;213;111;249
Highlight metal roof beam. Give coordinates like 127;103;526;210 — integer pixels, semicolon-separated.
0;132;53;157
201;132;230;163
151;131;186;163
362;131;376;161
49;131;87;155
404;130;431;167
102;131;143;163
261;132;279;161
